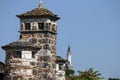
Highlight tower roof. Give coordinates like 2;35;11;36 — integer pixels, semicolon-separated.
16;1;60;21
1;40;41;50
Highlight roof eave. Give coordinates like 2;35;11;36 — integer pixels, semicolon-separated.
16;15;60;21
1;46;41;51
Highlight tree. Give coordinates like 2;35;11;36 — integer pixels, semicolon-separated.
65;69;75;77
78;68;103;80
65;69;75;80
109;78;120;80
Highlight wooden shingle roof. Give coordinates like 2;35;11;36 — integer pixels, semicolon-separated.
1;40;41;50
16;8;60;21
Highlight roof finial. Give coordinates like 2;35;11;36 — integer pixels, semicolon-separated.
39;0;43;8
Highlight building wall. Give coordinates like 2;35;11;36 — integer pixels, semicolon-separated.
3;17;58;80
56;63;66;80
20;18;57;54
5;49;57;80
5;50;35;80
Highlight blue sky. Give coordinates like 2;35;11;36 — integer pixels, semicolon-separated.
0;0;120;79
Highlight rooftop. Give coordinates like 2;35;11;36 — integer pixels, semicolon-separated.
1;40;41;50
56;56;67;63
16;1;60;21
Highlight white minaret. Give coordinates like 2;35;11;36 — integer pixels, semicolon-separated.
67;45;72;69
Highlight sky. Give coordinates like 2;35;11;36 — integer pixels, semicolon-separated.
0;0;120;79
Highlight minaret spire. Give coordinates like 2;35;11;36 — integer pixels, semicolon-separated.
67;45;71;64
66;44;72;69
39;0;43;8
67;45;71;53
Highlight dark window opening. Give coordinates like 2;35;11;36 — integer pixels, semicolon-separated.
38;23;44;30
59;64;62;70
14;51;21;58
45;23;51;31
52;27;55;32
32;51;36;58
52;24;56;32
19;35;22;39
46;23;48;26
25;23;30;30
33;69;37;75
49;23;51;25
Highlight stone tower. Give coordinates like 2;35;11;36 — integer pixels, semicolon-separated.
18;1;59;55
2;1;60;80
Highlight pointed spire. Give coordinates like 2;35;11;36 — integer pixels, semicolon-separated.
39;0;43;8
67;45;71;52
67;44;72;69
67;42;71;53
67;44;71;57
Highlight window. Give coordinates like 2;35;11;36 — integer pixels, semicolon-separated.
38;23;44;30
59;64;62;70
19;35;22;39
32;51;36;58
49;23;51;25
52;24;56;32
25;23;30;30
45;23;51;31
14;51;21;58
46;23;49;26
33;69;37;75
22;51;31;59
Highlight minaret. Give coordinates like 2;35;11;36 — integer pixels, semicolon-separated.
67;45;72;69
2;1;60;80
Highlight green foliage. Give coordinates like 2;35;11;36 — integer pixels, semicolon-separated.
65;69;75;77
77;68;103;80
65;68;103;80
109;78;120;80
